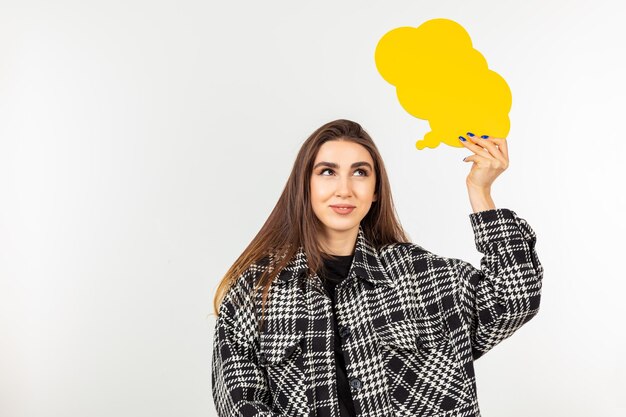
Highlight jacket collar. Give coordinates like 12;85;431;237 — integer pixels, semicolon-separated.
274;224;396;288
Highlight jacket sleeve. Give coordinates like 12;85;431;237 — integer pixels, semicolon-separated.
211;273;283;416
452;208;543;360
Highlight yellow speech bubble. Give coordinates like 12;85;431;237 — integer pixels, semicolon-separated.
375;18;511;149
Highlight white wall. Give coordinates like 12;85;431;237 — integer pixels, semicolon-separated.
1;0;624;416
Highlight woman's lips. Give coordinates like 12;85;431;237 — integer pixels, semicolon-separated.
330;206;355;215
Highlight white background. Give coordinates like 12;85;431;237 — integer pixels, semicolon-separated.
1;0;625;416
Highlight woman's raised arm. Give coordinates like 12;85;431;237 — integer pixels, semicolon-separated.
452;208;543;360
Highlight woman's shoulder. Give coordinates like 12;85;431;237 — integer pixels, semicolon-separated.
219;255;275;311
379;241;434;258
233;255;274;288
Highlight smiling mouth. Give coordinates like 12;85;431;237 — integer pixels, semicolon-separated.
330;206;355;214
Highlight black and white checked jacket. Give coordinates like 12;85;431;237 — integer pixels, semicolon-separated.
211;208;543;416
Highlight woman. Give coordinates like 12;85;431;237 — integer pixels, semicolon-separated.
211;119;543;417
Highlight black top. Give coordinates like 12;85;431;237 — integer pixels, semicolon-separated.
318;253;357;417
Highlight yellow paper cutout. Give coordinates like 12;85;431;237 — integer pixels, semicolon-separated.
374;18;512;149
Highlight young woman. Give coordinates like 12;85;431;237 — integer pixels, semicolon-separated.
211;119;543;417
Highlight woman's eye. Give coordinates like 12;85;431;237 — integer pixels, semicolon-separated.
320;168;368;176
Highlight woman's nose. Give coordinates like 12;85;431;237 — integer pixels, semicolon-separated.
336;178;352;196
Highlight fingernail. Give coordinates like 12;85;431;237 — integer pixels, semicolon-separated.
467;132;474;137
459;136;466;141
481;135;489;139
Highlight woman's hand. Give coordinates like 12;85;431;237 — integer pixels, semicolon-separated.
459;132;509;213
460;132;509;190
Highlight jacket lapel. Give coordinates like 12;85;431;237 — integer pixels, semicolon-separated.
272;224;396;289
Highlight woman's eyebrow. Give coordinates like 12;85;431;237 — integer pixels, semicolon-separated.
313;161;373;170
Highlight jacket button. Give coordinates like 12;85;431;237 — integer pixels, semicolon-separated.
339;325;351;339
284;344;297;359
416;339;425;349
258;353;267;365
349;377;362;390
361;279;375;291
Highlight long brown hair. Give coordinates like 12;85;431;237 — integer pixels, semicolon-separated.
211;119;410;327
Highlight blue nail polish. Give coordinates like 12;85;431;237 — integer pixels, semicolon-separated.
481;135;489;139
459;136;466;141
467;132;474;137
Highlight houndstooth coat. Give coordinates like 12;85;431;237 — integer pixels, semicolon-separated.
211;208;543;416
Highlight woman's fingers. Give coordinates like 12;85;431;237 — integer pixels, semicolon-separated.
489;137;509;162
463;153;491;164
459;134;490;157
460;133;508;167
480;136;509;167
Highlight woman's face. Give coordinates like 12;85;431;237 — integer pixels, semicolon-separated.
310;139;378;240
